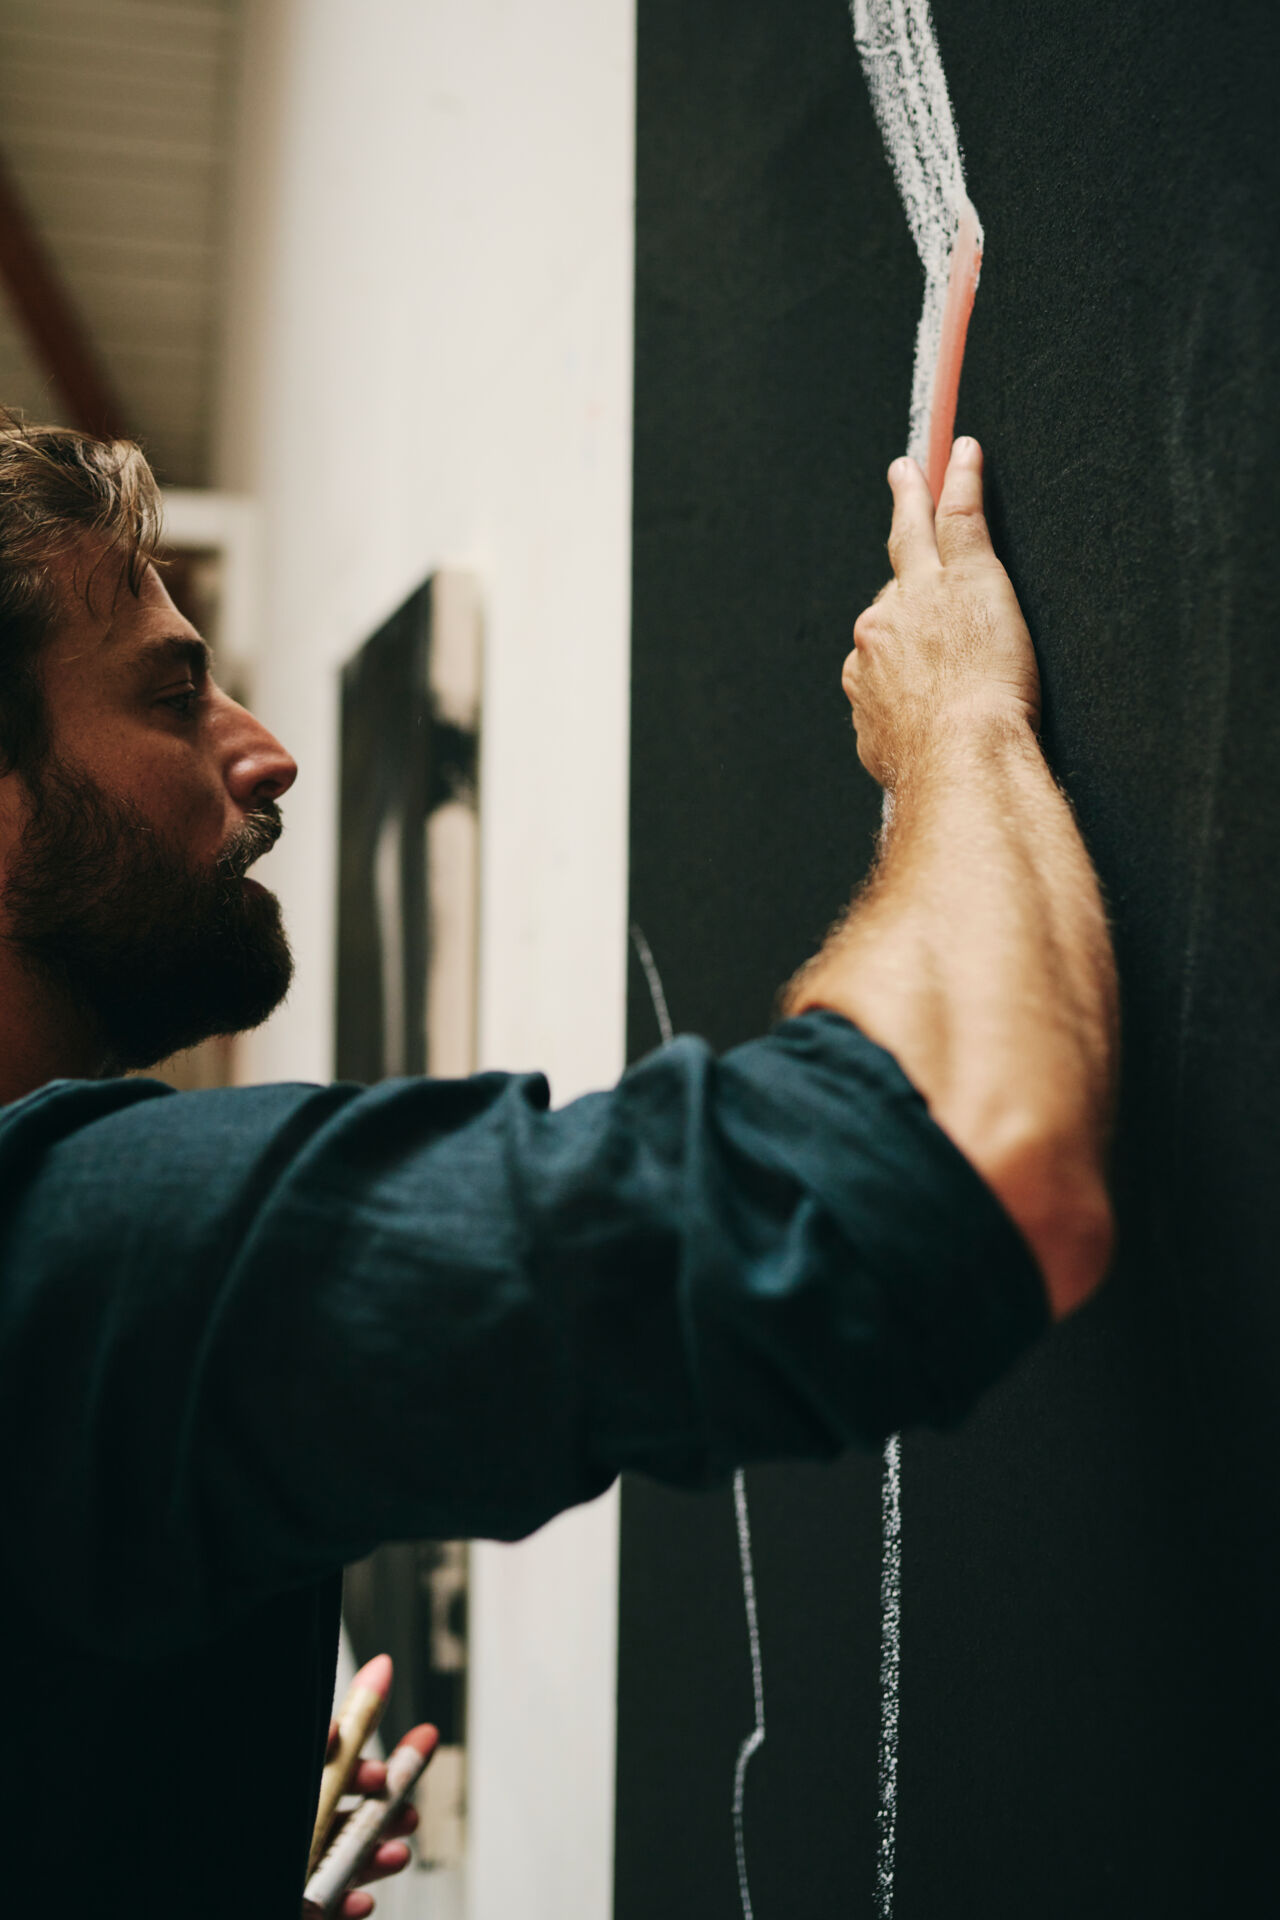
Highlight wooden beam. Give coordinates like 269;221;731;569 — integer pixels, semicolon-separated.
0;148;132;441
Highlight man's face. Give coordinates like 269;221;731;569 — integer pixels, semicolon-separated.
0;546;299;1071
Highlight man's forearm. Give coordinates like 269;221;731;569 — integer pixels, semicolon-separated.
785;716;1116;1316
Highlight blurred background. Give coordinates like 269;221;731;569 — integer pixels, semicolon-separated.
0;2;634;1915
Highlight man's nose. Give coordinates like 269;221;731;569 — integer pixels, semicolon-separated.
220;697;298;807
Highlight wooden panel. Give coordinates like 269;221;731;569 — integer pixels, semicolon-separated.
0;0;240;481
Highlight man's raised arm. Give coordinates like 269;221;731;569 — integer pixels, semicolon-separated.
784;438;1117;1320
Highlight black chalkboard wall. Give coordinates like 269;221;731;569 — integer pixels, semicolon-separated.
617;2;1280;1915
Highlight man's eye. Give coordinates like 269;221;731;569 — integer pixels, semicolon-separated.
160;688;201;718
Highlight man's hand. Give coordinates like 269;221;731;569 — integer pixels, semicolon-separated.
320;1725;420;1920
844;439;1040;789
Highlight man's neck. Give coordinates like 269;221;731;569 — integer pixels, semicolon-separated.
0;945;107;1103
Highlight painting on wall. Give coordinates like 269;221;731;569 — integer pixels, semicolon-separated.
335;569;482;1872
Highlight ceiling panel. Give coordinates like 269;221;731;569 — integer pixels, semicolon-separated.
0;0;241;485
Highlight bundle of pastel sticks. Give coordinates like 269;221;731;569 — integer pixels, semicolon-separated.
302;1653;439;1918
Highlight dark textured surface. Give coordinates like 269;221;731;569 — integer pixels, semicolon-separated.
619;1;1280;1914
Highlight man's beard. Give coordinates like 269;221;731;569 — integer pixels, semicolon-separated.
5;759;294;1072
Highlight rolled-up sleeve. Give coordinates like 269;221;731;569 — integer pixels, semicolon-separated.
0;1012;1045;1655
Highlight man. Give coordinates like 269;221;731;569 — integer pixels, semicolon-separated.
0;419;1114;1912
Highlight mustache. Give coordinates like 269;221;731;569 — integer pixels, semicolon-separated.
217;803;284;879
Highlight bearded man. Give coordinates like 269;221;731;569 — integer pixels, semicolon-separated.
0;419;1115;1914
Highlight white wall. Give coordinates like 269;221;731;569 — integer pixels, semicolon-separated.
217;3;635;1914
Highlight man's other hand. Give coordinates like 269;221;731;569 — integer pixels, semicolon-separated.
318;1723;420;1919
844;438;1041;789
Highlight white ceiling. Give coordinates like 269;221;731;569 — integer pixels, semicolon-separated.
0;0;242;486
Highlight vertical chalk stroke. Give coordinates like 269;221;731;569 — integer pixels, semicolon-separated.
876;1432;903;1917
630;922;674;1048
630;926;766;1920
731;1466;767;1920
851;0;984;501
850;8;983;1910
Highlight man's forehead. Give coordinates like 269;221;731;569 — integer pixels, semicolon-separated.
45;544;208;668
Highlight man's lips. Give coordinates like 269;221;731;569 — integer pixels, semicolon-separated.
219;816;283;881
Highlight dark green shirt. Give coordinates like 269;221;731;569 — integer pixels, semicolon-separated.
0;1012;1044;1910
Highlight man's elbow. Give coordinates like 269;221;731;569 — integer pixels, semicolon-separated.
966;1120;1115;1322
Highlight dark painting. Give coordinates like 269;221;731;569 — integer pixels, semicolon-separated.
336;572;481;1863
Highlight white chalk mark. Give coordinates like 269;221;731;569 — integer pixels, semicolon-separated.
850;14;981;1908
630;922;674;1046
850;0;984;495
731;1467;767;1920
875;1433;903;1916
630;925;766;1919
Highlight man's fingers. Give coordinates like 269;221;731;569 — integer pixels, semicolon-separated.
332;1835;415;1916
352;1757;387;1797
934;437;994;565
364;1839;414;1881
885;456;939;581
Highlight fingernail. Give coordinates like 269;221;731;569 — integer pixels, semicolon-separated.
888;456;909;483
953;436;979;462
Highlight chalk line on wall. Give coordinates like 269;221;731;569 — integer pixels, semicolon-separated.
850;0;984;501
731;1466;767;1920
630;922;674;1048
849;6;984;1913
629;926;766;1920
875;1432;903;1916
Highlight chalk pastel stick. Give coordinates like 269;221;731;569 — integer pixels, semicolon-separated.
924;202;983;504
307;1653;394;1876
303;1724;439;1917
852;0;985;503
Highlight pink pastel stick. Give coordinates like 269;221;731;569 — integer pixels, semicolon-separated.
924;201;984;504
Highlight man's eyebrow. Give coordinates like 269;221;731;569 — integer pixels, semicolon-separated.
132;636;214;678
